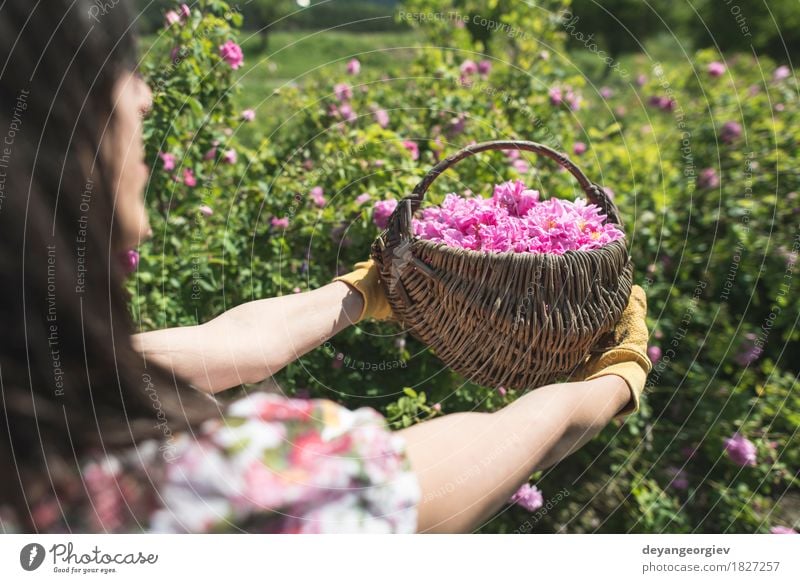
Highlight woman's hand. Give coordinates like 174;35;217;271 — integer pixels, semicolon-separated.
332;258;393;322
576;284;652;418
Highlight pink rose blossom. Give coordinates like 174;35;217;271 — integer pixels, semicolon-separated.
338;103;357;123
310;186;326;207
770;526;797;534
219;40;244;70
182;168;196;187
334;83;352;101
773;65;791;81
637;74;648;86
478;60;492;76
724;433;757;467
648;345;662;364
159;152;176;171
271;216;289;229
509;484;544;511
373;199;398;229
708;61;726;77
409;180;623;255
346;58;361;75
372;107;389;128
241;109;256;122
573;141;587;155
497;386;507;397
720;121;742;144
198;205;213;217
165;10;180;26
179;3;190;20
402;140;419;161
355;192;372;205
698;167;720;190
204;147;217;160
460;59;478;75
120;249;139;273
600;86;613;99
222;149;237;164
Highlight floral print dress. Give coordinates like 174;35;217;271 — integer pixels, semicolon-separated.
0;393;420;534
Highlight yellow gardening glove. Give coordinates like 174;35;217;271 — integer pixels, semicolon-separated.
332;259;394;323
579;285;653;419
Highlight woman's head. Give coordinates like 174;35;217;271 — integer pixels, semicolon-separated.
0;0;219;529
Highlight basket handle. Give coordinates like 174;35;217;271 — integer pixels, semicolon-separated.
406;139;623;228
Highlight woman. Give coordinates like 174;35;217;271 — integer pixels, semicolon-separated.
0;0;652;533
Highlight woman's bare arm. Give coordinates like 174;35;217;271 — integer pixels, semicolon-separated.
399;374;632;533
132;282;363;393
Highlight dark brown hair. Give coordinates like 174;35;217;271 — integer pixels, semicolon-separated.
0;0;220;531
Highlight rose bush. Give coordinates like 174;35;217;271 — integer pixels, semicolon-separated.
133;0;799;533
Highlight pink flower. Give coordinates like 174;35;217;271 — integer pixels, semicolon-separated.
355;192;372;205
724;433;757;467
735;332;762;366
204;147;217;160
460;59;478;75
179;3;191;20
165;10;181;26
402;140;419;161
600;86;613;99
720;121;742;144
432;403;442;412
497;386;507;397
666;466;689;490
708;61;726;77
198;205;213;217
222;149;237;164
159;152;176;171
310;186;326;207
698;167;719;190
773;65;791;81
509;483;543;511
548;87;563;105
338;103;357;123
478;60;492;76
648;345;662;364
271;216;289;229
372;107;389;128
346;58;361;75
219;40;244;70
182;168;197;187
334;82;352;101
120;249;139;273
373;199;398;229
637;74;647;86
241;109;256;122
573;141;587;155
770;526;797;534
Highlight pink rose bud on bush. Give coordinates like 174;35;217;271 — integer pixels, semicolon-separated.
402;140;419;160
346;58;361;75
120;249;139;273
334;82;352;101
573;141;587;155
478;60;492;76
720;121;742;143
179;3;190;20
182;168;196;187
497;386;507;397
219;40;244;70
159;152;176;171
548;87;563;105
241;109;256;122
198;205;213;217
372;107;389;128
222;149;237;164
509;484;544;511
724;433;757;467
271;216;289;229
707;61;726;77
165;10;180;26
697;167;720;190
460;59;478;75
770;526;797;534
373;199;398;229
355;192;372;205
773;65;791;81
310;186;326;207
648;345;662;364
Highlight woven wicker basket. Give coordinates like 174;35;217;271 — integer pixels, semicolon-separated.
370;140;633;390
